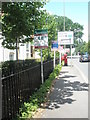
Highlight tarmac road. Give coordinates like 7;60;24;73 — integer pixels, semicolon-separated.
71;58;88;83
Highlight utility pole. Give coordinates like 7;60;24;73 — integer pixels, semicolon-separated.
63;0;65;32
63;0;66;52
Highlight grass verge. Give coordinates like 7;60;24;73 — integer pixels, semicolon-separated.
15;64;62;120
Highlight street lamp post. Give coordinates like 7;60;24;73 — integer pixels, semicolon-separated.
63;0;66;52
63;0;65;32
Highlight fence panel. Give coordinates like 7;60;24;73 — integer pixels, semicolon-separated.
2;64;41;119
1;59;59;119
43;59;53;81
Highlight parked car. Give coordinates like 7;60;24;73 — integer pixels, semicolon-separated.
79;54;90;62
88;55;90;61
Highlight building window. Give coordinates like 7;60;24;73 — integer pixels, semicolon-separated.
9;52;14;60
26;43;29;51
26;53;29;59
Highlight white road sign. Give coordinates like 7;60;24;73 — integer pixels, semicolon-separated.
58;31;74;45
34;29;48;49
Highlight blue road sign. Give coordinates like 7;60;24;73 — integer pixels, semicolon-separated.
52;42;58;49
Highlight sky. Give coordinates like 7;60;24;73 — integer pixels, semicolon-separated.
44;0;89;42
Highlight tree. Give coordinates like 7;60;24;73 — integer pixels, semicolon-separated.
71;23;84;47
75;41;88;55
2;2;46;60
88;41;90;55
55;15;73;31
41;13;58;60
53;15;84;56
38;14;84;60
2;1;84;60
52;15;84;49
81;42;88;54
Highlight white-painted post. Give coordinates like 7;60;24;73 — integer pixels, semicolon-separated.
54;50;55;68
41;49;44;84
63;0;65;54
59;51;61;66
71;45;72;67
63;0;65;32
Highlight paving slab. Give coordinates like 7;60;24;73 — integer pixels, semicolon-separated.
39;63;88;118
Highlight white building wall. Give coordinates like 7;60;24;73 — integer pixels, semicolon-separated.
0;44;16;62
19;42;31;60
0;32;16;62
3;48;16;61
0;40;33;62
19;43;26;60
25;42;31;59
0;40;4;62
0;32;40;62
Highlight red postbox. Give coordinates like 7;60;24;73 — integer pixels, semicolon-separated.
64;54;67;66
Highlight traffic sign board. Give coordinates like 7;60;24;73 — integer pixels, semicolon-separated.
34;29;48;49
51;41;58;51
58;31;74;45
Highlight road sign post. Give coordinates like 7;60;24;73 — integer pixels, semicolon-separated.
70;44;73;67
59;51;61;66
51;41;58;68
34;29;48;84
58;45;63;66
58;31;74;66
54;50;55;68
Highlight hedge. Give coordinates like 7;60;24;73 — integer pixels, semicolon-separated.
1;59;40;77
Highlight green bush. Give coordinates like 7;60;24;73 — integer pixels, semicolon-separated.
1;59;40;76
17;64;62;119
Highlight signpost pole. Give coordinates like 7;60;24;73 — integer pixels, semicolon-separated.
71;44;72;67
51;41;58;68
59;45;61;66
54;50;55;68
63;0;65;54
59;51;61;66
41;49;44;84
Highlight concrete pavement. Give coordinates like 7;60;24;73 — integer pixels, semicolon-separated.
37;61;88;118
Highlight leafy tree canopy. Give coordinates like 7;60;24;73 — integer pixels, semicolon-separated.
40;14;84;60
2;1;46;49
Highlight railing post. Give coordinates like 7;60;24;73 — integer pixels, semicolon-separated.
54;51;55;68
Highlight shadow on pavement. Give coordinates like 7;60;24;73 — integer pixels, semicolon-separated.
59;75;76;78
60;71;69;74
41;72;88;110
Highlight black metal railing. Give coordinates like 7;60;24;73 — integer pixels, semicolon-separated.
2;64;41;119
1;58;59;119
